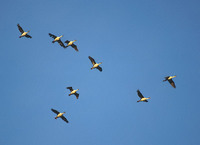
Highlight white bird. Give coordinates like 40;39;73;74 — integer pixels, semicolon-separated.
65;40;78;51
137;90;150;102
51;108;69;123
67;87;79;99
88;56;102;72
49;33;66;48
17;24;32;38
163;75;176;88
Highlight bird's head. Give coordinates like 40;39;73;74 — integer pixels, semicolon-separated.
63;112;66;114
60;35;63;38
148;97;151;99
77;89;79;91
99;62;102;64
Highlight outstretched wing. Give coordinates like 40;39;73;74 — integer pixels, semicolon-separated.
67;87;73;91
96;66;102;72
137;90;144;99
51;108;60;115
71;44;78;51
49;33;57;39
88;56;96;65
168;79;176;88
74;92;79;99
61;116;69;123
144;100;148;102
58;40;66;48
17;24;24;33
25;34;32;38
163;76;169;82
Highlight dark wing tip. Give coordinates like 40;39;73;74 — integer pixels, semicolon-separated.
61;116;69;123
65;40;70;43
75;93;79;99
71;44;78;51
97;66;102;72
25;35;32;38
67;87;73;91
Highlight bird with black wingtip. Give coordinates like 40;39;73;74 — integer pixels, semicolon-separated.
65;40;78;51
88;56;102;72
137;90;151;102
163;75;176;88
51;108;69;123
49;33;66;48
66;87;79;99
17;24;32;38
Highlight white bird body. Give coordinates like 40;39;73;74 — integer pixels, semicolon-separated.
21;31;29;37
92;63;102;69
56;112;65;119
140;97;150;102
70;89;79;95
54;35;63;42
67;40;76;46
168;76;176;80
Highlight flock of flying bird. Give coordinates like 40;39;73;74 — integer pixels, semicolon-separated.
17;23;177;123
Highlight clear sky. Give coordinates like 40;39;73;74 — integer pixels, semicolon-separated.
1;0;200;145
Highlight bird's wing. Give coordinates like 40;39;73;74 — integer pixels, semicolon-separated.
88;56;96;65
65;40;70;44
71;44;78;51
96;66;102;72
17;24;24;33
67;87;73;91
25;34;32;38
58;40;66;48
74;93;79;99
49;33;57;39
163;76;168;81
168;79;176;88
61;116;69;123
51;108;60;115
137;90;144;99
144;100;148;102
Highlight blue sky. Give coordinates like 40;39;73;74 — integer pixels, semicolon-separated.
1;0;200;145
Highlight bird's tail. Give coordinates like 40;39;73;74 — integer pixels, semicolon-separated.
55;117;57;119
52;41;55;43
137;100;140;102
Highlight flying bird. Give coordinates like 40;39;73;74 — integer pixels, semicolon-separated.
17;24;32;38
163;75;176;88
51;108;69;123
49;33;66;48
66;87;79;99
88;56;102;72
65;40;78;51
137;90;151;102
